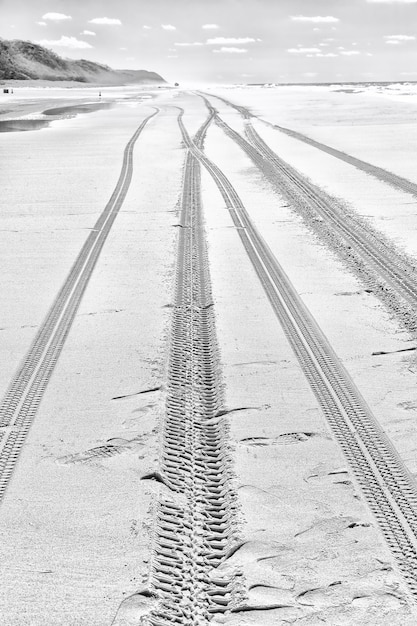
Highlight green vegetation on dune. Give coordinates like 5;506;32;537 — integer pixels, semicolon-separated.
0;38;165;84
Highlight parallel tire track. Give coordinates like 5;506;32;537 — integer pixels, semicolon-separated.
201;90;417;199
198;94;417;333
267;122;417;199
143;110;240;625
0;109;158;502
181;112;417;598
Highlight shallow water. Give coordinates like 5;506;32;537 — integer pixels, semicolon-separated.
0;119;50;132
0;101;115;132
42;101;114;116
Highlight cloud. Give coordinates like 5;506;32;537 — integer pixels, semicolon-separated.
206;37;258;44
162;24;176;30
340;50;360;55
42;12;72;21
384;34;415;42
36;36;92;49
304;72;318;77
175;42;204;47
81;30;96;36
287;47;321;54
202;24;219;29
213;47;247;53
143;25;151;29
290;15;339;23
88;17;122;25
36;21;47;26
316;52;338;57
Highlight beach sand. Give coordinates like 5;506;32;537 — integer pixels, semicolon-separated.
1;83;417;623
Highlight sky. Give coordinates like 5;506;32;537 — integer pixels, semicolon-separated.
1;0;417;84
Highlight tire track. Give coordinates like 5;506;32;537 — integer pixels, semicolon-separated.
138;110;240;625
0;108;158;503
179;112;417;599
197;94;417;334
200;90;417;199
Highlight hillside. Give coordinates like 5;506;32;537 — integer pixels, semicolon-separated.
0;38;165;84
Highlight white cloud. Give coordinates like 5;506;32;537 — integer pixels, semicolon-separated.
120;47;127;51
81;30;96;36
316;52;338;57
202;24;219;29
36;21;47;26
386;39;401;44
36;36;92;49
175;42;204;47
213;47;247;54
287;47;321;54
42;12;72;21
162;24;176;30
340;50;360;55
143;25;151;29
167;55;178;58
384;34;415;42
88;17;122;25
290;15;339;23
304;72;318;77
206;37;258;44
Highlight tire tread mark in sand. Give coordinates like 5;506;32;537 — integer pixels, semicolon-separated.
0;108;158;504
181;114;417;600
200;90;417;200
198;93;417;335
141;109;241;625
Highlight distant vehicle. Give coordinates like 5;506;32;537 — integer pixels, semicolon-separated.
3;88;9;93
174;83;179;87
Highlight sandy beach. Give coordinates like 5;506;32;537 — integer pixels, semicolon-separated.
2;83;417;624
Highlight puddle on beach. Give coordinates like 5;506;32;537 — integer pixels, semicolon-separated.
0;119;50;132
42;101;115;117
0;101;115;132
